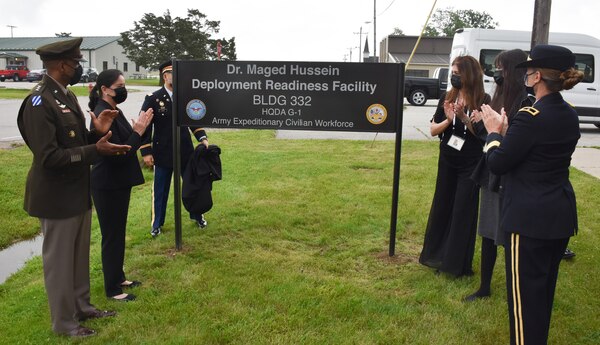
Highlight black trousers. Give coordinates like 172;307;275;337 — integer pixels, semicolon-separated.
504;233;569;345
420;153;480;277
91;187;132;297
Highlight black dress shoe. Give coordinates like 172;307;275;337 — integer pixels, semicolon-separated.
78;309;117;321
121;280;142;288
150;227;161;237
563;248;576;260
463;291;491;302
111;293;136;302
197;215;207;229
65;325;96;337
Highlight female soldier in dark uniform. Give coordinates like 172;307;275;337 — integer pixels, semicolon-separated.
481;45;583;345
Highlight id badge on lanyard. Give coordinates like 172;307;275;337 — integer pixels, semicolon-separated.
447;134;465;151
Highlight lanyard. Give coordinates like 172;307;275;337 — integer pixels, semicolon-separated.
452;100;469;137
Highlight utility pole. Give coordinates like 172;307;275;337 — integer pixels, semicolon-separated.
6;25;17;38
354;23;370;63
347;47;357;62
531;0;552;49
373;0;377;61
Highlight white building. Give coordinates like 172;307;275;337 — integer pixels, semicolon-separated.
0;36;150;78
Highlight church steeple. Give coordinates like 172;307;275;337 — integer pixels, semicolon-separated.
362;37;370;62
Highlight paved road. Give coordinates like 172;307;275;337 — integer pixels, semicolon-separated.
0;80;157;143
276;100;600;179
277;100;600;145
2;80;599;177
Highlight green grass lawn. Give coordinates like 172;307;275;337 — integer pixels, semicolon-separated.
0;85;144;99
0;130;598;344
125;78;161;87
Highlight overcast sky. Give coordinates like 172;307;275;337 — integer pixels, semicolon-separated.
2;0;599;62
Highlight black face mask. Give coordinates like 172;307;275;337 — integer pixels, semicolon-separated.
66;64;83;86
525;86;536;96
111;86;128;104
450;74;462;89
493;71;504;86
524;72;536;96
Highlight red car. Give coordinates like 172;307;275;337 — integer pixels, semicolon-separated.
0;65;29;82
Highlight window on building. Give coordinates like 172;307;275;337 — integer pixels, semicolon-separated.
123;62;128;72
135;64;140;72
406;69;429;77
103;61;108;71
479;49;503;77
575;54;594;83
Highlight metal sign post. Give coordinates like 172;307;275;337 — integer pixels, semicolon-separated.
172;58;183;250
388;63;405;256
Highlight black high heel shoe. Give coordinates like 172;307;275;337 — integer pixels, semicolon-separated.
121;280;142;288
111;293;136;302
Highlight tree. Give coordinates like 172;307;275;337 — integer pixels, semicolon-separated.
119;9;236;70
424;7;498;37
392;27;405;36
55;32;71;37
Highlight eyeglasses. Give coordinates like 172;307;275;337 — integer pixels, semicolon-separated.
524;71;537;82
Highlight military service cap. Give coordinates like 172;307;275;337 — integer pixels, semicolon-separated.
516;44;575;72
159;60;173;74
36;37;84;62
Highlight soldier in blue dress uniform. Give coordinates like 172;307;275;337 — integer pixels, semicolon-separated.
140;60;209;237
480;45;584;345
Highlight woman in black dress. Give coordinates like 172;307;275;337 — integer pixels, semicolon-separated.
419;55;490;277
89;69;153;301
465;49;529;301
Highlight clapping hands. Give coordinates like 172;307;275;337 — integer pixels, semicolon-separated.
95;131;132;156
132;108;154;136
89;109;119;135
443;101;455;122
480;104;508;135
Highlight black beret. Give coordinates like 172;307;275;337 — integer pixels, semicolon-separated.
159;60;172;74
516;44;576;72
36;37;84;62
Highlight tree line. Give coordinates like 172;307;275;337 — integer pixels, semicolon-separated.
393;7;497;37
119;9;237;71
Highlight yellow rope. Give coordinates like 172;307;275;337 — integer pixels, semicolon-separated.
405;0;438;70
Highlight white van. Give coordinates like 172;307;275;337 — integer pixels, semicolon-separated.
450;28;600;128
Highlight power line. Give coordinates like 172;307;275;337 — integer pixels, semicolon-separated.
6;25;17;38
377;0;396;17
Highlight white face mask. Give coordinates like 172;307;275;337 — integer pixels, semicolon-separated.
163;72;172;87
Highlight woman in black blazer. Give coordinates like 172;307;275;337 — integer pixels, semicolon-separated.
89;69;153;301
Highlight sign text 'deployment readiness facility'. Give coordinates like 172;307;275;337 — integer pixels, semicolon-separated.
175;61;401;133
